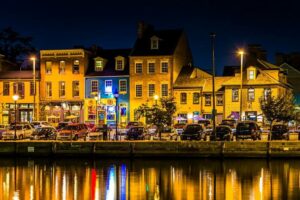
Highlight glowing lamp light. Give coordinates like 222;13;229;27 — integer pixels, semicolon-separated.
30;56;36;61
154;95;159;100
187;113;193;119
12;95;19;101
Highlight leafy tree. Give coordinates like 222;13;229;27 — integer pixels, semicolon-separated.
260;90;295;140
0;27;36;63
135;97;176;139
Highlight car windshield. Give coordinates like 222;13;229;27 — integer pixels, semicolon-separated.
35;128;53;133
32;122;40;125
272;125;286;131
129;122;139;126
237;123;255;130
221;120;236;126
185;125;202;131
216;127;230;133
9;125;23;130
130;127;144;132
63;126;78;130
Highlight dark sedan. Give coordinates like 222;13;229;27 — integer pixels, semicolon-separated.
210;125;233;141
30;127;57;140
126;126;145;140
181;124;203;141
271;124;289;140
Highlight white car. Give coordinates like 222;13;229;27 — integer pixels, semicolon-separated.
87;127;103;140
2;123;35;140
31;121;52;129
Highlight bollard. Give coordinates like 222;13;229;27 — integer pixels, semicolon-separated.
206;135;210;141
150;135;153;141
177;135;181;141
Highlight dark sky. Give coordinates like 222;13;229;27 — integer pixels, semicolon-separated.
1;0;300;74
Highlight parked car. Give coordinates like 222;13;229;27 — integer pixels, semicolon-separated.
151;126;178;140
220;119;237;130
210;125;233;141
30;126;57;140
173;123;186;135
0;124;9;139
87;126;103;140
126;121;144;129
31;121;52;129
271;124;289;140
126;126;146;140
57;123;88;140
236;121;261;140
181;124;203;140
198;119;211;128
56;122;70;131
2;123;34;140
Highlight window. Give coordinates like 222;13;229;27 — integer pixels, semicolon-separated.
193;93;200;104
13;82;17;95
232;88;239;102
161;84;168;97
73;60;80;74
91;80;98;93
3;82;9;96
115;58;124;71
45;61;52;74
135;84;142;97
151;39;159;49
205;95;211;106
217;94;223;106
249;70;255;80
46;82;52;97
59;61;65;74
105;80;112;93
59;81;66;97
95;60;103;71
148;62;155;73
17;83;24;99
30;81;34;96
264;88;271;99
161;62;168;73
72;81;80;97
148;84;155;97
119;80;127;93
248;88;255;102
180;93;187;104
135;63;142;74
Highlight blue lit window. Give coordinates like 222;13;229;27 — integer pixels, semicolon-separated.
105;80;112;93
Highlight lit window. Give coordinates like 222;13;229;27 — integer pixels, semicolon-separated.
161;84;168;97
264;88;271;99
193;93;199;104
180;93;187;104
30;81;34;96
248;88;255;101
205;95;211;106
91;80;98;93
95;60;103;71
161;62;168;73
45;61;52;74
119;80;127;93
72;81;80;97
3;82;9;96
249;70;255;80
232;88;239;102
135;84;142;97
17;82;24;99
59;61;65;74
73;60;80;74
135;63;142;74
148;62;155;73
115;59;124;71
105;80;112;93
59;81;66;97
148;84;155;97
46;82;52;98
217;94;223;106
151;39;159;49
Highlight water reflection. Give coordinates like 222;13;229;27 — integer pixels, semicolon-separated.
0;158;300;199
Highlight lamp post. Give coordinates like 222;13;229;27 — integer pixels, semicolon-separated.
31;57;36;121
210;33;216;136
154;94;159;105
238;50;245;121
94;96;98;126
12;94;19;140
113;90;119;141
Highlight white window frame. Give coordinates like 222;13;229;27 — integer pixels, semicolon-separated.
161;84;168;97
46;82;52;98
151;38;159;49
59;61;65;74
45;61;52;74
72;81;80;97
95;60;103;71
248;88;255;102
91;80;98;94
73;60;80;74
148;62;155;74
119;79;127;94
135;84;142;98
135;62;143;74
148;83;155;97
115;57;125;71
59;81;66;98
105;80;113;94
249;70;255;80
161;61;168;73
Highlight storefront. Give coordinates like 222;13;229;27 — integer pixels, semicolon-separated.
1;103;34;124
245;111;257;121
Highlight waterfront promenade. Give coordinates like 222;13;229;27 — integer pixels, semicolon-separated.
1;141;300;158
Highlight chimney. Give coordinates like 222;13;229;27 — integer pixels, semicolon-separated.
246;44;267;66
137;21;154;39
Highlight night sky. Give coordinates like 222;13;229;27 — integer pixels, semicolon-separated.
1;0;300;74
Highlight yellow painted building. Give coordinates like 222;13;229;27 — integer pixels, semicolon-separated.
39;49;89;124
0;70;40;124
129;24;193;122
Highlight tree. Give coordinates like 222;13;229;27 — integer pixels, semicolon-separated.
0;27;36;63
135;97;176;139
260;91;295;140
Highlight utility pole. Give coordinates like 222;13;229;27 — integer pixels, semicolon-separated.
210;33;216;136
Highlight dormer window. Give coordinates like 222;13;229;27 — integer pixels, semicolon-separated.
115;56;125;71
249;70;255;79
151;36;159;50
94;57;104;71
247;67;256;80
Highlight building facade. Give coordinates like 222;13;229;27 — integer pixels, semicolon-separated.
84;49;131;127
0;71;40;124
39;49;89;125
129;23;193;122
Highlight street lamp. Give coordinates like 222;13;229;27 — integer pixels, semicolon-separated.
210;33;216;136
154;94;159;105
12;94;19;140
94;96;98;126
238;50;245;121
31;57;36;121
113;89;119;141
